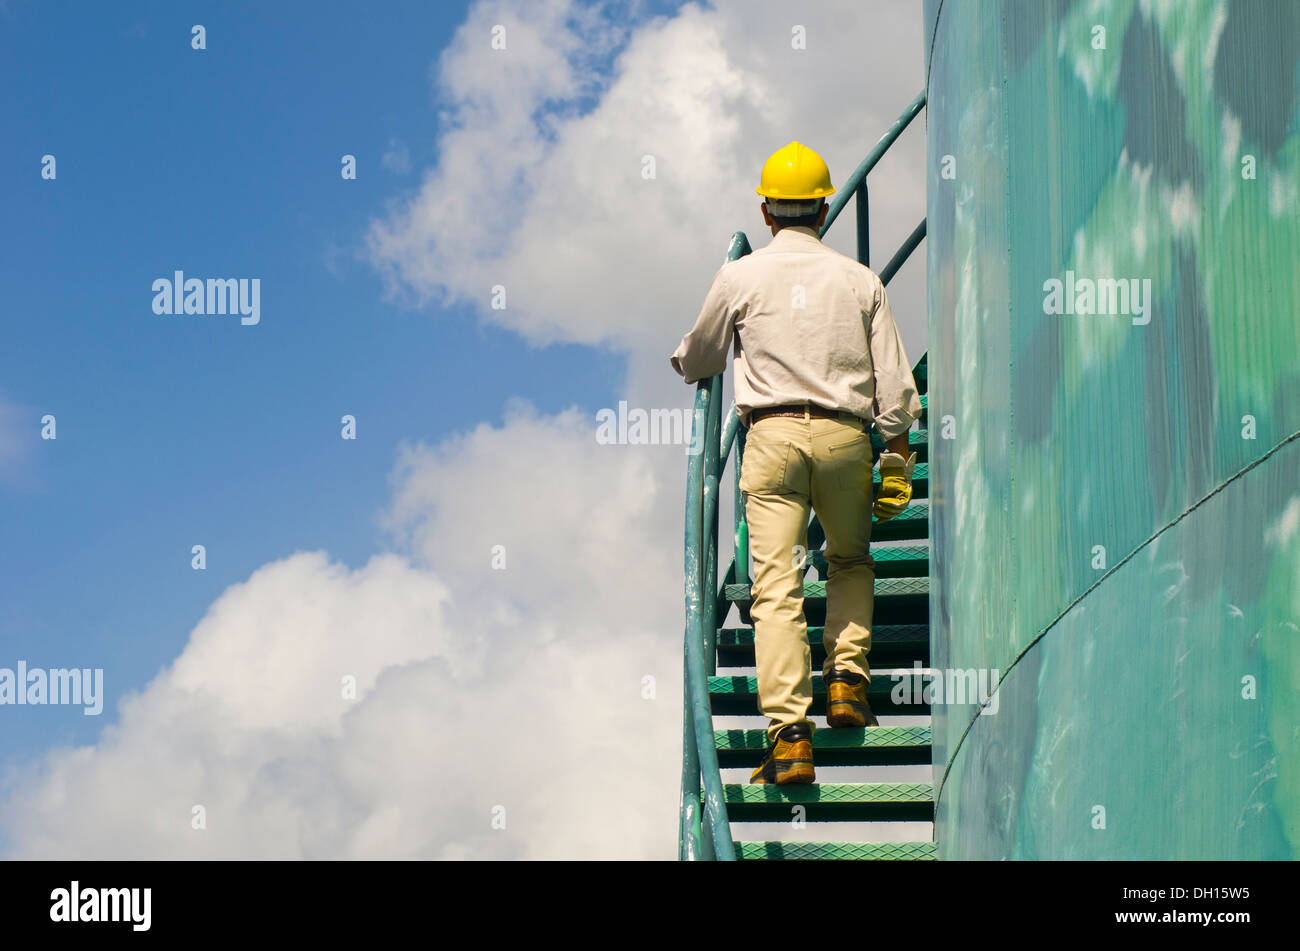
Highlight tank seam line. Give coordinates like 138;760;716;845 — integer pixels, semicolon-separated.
935;425;1300;808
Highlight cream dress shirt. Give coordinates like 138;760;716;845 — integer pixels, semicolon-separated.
670;225;922;438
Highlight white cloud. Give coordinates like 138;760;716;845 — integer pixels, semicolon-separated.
367;0;928;359
1;404;683;859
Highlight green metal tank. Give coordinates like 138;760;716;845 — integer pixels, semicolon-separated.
923;0;1300;859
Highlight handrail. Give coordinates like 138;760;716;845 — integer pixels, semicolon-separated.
821;90;928;241
679;242;749;862
680;91;927;861
880;218;928;286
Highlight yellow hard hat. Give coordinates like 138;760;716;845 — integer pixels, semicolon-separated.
755;141;836;199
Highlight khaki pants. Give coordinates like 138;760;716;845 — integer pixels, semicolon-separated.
739;412;875;743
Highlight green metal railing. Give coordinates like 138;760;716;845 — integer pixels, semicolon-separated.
679;90;929;860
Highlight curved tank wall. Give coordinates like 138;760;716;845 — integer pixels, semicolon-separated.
923;0;1300;859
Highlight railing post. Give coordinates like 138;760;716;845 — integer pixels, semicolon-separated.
700;799;716;861
678;654;702;860
856;181;869;267
681;385;708;861
682;379;735;861
702;376;722;677
714;404;742;633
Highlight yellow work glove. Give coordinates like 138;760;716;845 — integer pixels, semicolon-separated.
873;451;917;521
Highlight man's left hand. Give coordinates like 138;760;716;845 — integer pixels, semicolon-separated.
874;451;917;520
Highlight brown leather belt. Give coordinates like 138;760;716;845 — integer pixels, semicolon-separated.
748;404;862;426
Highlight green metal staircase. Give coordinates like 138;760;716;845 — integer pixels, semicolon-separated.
680;92;932;861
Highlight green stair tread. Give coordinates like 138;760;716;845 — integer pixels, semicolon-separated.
733;840;936;861
816;545;930;561
715;624;930;669
715;725;929;751
870;429;927;459
869;501;930;541
715;725;930;766
709;674;928;695
717;623;929;646
724;575;929;602
870;428;928;448
724;782;932;805
708;678;929;715
717;628;930;665
809;544;928;576
721;782;935;821
860;543;930;561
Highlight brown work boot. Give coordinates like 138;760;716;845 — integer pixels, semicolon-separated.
825;668;878;727
749;722;815;785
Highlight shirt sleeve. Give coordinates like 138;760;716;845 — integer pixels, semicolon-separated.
670;266;735;384
867;280;923;441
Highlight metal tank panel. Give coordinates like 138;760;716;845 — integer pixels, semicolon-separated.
924;0;1300;858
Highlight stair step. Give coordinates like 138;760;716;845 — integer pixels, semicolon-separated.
870;500;929;541
872;463;929;499
708;673;929;715
715;725;930;767
734;840;936;861
870;429;927;461
721;782;934;821
809;544;928;577
725;575;928;625
766;503;929;548
724;575;928;600
716;623;929;668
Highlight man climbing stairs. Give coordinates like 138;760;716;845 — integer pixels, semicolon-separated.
709;378;935;860
678;91;929;861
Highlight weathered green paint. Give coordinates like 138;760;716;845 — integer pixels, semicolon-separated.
680;232;759;861
924;0;1300;859
680;380;733;861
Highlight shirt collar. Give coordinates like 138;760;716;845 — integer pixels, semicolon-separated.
768;225;823;247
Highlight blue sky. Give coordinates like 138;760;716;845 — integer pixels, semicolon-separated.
0;0;641;765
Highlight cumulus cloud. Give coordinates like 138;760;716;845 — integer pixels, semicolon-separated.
367;0;928;359
367;0;929;490
3;0;927;858
1;403;683;859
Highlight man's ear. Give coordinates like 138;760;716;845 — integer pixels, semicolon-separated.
760;201;772;226
817;201;829;227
